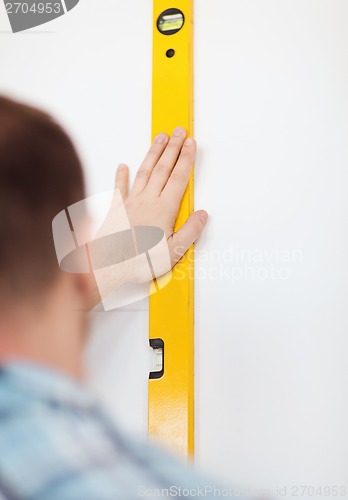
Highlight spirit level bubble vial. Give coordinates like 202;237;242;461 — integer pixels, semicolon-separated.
148;1;194;459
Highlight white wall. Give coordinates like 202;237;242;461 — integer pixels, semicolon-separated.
194;1;348;493
0;0;153;435
1;1;348;496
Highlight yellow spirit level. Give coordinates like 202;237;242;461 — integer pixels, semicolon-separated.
149;1;194;459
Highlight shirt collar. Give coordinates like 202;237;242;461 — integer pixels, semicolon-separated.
0;361;98;411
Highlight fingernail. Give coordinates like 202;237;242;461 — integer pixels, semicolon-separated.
173;126;186;137
199;211;208;223
184;137;194;146
118;164;126;170
154;133;168;144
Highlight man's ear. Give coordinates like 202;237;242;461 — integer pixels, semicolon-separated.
74;273;91;294
72;272;101;311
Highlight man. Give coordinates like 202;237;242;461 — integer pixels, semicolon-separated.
0;95;217;499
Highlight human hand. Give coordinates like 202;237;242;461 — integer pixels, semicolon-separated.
86;127;208;309
115;126;208;267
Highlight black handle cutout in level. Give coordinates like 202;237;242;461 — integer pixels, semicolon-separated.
149;338;164;379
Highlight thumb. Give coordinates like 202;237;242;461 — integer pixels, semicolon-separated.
169;210;208;266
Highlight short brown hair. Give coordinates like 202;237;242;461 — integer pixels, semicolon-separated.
0;96;85;299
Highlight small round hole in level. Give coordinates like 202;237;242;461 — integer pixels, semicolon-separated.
166;49;175;58
157;8;185;35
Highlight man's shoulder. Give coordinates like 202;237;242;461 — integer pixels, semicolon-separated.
0;375;122;499
0;364;222;499
0;383;119;466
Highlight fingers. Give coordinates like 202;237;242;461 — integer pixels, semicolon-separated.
168;210;208;266
115;164;129;201
130;133;169;196
146;126;188;195
161;137;196;210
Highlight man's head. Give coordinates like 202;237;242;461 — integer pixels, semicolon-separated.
0;96;90;376
0;96;85;302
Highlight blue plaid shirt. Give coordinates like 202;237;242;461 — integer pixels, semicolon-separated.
0;362;232;500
